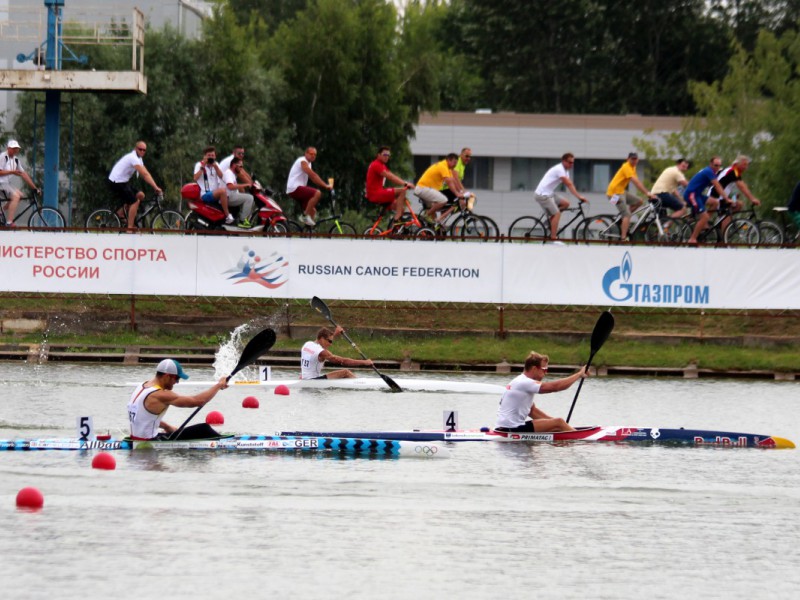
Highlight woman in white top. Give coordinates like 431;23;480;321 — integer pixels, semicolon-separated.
496;351;587;432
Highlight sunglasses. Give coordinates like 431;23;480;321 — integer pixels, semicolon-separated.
136;147;146;152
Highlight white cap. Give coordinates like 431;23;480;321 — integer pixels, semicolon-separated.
7;140;20;149
156;358;189;380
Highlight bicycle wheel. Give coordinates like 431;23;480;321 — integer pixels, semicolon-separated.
286;220;304;233
363;225;383;236
474;214;500;241
85;209;121;229
644;218;683;243
723;218;760;246
328;221;356;235
265;221;289;235
29;207;66;228
151;210;185;230
580;215;616;242
415;227;437;240
450;214;489;240
507;216;546;241
757;220;783;245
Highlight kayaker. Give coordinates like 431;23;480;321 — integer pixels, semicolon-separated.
127;359;228;440
300;327;373;379
495;351;587;433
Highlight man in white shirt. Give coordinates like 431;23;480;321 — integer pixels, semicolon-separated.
495;351;586;433
300;327;373;379
0;140;40;227
107;141;162;231
533;152;587;242
219;145;253;184
194;146;233;224
223;156;256;228
286;146;332;226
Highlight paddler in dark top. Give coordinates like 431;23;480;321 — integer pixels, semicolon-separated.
127;359;228;440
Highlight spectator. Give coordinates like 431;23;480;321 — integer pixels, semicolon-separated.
194;146;232;224
107;141;162;231
286;146;332;227
301;327;373;380
534;152;588;242
219;146;252;185
223;156;256;228
683;156;732;245
365;146;414;223
606;152;654;241
415;153;463;223
651;158;690;219
441;147;472;203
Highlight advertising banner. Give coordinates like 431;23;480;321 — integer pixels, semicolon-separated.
2;231;798;309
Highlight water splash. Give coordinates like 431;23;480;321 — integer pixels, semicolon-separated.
211;311;285;380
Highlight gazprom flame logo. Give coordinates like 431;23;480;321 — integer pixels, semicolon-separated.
602;251;709;305
224;247;288;289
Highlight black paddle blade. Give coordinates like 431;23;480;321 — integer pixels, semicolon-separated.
590;311;615;356
228;328;277;380
311;296;334;323
380;372;403;393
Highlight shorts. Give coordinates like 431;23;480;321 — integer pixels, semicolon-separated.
201;190;219;203
535;193;560;217
656;192;685;212
494;421;535;433
685;191;708;215
0;182;20;200
608;192;639;217
108;180;139;206
288;186;317;209
441;188;458;204
366;188;396;205
414;186;447;207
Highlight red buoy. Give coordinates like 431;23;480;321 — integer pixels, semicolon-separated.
274;385;290;396
205;410;225;425
242;396;260;408
16;487;44;510
91;452;117;470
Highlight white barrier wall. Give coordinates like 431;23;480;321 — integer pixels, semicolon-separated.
2;231;798;309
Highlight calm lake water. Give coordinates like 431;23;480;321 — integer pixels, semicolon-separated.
1;362;798;599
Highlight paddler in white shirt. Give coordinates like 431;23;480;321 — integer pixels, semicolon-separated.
127;359;228;440
300;327;373;379
495;351;587;433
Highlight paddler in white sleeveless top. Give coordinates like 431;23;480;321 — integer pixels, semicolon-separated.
127;359;228;440
300;327;373;379
495;351;587;433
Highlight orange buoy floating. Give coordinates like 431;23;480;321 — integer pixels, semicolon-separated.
242;396;260;408
205;410;225;425
91;452;116;470
274;385;290;396
16;487;44;511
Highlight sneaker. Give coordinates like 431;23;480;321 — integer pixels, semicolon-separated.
301;214;316;227
225;214;235;224
237;218;253;229
549;240;565;246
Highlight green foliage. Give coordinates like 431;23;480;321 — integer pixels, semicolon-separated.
636;27;800;210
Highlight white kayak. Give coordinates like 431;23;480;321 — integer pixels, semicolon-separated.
122;377;505;394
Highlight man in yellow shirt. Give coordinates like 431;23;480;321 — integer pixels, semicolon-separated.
606;152;655;240
414;153;461;222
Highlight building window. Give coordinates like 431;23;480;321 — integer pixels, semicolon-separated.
511;158;551;191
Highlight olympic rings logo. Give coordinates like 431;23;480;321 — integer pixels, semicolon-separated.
415;444;439;455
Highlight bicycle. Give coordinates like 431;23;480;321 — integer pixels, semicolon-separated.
0;189;66;228
760;207;800;246
677;201;760;246
420;195;492;241
286;188;356;235
732;206;785;246
85;192;184;230
589;197;684;243
363;198;435;239
507;200;608;243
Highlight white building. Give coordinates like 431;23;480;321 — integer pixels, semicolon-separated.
411;111;685;232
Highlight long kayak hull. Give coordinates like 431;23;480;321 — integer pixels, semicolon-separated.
280;427;795;449
0;435;448;458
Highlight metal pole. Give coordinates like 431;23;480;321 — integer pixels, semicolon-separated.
42;0;65;211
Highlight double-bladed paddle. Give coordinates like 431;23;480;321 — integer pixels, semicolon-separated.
310;296;402;392
566;311;615;423
170;328;277;439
